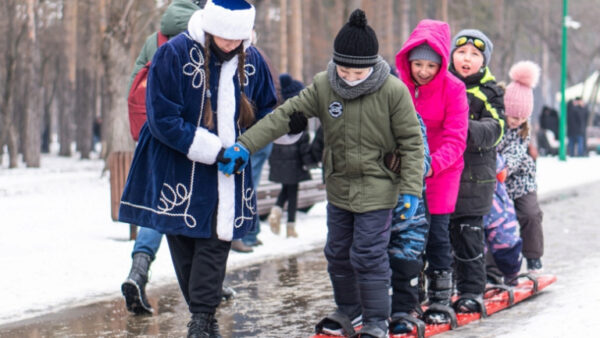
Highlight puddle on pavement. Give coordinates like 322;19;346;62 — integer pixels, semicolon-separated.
0;249;333;337
3;181;600;337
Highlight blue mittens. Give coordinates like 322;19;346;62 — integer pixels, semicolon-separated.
218;143;250;175
399;194;419;220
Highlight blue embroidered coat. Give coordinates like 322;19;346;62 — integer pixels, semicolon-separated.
119;29;276;240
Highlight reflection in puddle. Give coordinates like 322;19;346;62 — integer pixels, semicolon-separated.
0;249;334;337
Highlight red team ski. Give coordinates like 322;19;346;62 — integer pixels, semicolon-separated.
311;274;556;338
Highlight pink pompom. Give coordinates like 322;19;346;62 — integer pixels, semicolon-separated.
508;60;540;89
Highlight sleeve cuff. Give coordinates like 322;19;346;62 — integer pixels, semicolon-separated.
187;128;223;164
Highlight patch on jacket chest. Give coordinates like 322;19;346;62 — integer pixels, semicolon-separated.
328;101;343;118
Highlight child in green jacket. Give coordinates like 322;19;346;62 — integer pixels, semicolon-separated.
219;9;424;338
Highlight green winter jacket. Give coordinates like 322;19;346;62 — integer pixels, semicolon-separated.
127;0;199;91
238;72;424;213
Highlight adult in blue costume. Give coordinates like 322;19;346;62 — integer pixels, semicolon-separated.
118;0;277;335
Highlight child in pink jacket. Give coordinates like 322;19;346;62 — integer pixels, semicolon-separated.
394;19;469;328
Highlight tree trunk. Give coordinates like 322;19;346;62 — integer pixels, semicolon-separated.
279;0;288;73
400;0;410;49
75;1;95;159
382;0;394;63
60;0;78;157
0;0;21;167
438;0;448;22
541;0;552;106
7;125;18;168
99;0;136;157
289;0;302;81
416;0;425;21
24;0;43;167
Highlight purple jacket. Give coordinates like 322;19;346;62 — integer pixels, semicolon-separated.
395;20;469;214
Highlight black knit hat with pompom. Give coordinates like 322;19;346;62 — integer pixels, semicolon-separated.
333;9;379;68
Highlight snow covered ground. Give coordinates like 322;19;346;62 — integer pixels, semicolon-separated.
1;151;599;329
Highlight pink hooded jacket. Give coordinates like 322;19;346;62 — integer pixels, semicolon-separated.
395;19;468;214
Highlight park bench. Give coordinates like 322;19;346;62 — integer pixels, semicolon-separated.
255;167;326;217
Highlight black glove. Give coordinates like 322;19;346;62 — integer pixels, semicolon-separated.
288;111;307;134
216;148;231;164
384;151;401;174
233;157;246;173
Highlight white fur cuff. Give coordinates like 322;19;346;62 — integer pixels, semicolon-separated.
187;128;223;164
274;132;302;145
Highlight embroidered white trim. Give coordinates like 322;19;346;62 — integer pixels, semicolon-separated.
243;63;255;87
182;46;206;88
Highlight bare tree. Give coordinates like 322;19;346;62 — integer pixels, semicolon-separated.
289;0;303;81
400;0;410;45
23;0;43;167
75;1;96;159
98;0;137;157
59;0;78;157
279;0;288;73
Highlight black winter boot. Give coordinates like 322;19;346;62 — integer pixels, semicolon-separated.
318;274;362;335
187;312;216;338
424;270;454;325
121;252;153;315
187;313;221;338
357;280;390;335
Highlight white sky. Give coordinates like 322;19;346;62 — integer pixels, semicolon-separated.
1;152;600;332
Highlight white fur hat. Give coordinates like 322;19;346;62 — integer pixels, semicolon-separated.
201;0;255;40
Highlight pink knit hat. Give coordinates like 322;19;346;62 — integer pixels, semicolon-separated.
504;61;541;119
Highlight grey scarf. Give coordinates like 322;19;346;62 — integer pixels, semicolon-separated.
327;56;390;100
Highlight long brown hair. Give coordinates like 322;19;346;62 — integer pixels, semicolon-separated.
202;34;255;130
518;120;530;139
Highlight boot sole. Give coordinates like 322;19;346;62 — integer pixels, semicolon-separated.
121;280;153;315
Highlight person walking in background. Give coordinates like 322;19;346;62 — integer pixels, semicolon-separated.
218;9;424;337
121;0;201;316
498;60;545;274
266;73;311;238
448;29;505;315
567;97;589;157
394;19;469;327
118;0;277;335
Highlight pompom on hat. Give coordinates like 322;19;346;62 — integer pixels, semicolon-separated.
504;60;541;119
201;0;255;40
333;9;379;68
279;73;305;100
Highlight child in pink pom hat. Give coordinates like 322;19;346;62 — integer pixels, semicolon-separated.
497;60;545;274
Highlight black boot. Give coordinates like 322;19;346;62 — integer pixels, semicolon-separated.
424;270;454;325
187;312;222;338
357;280;390;336
318;274;362;335
121;252;153;315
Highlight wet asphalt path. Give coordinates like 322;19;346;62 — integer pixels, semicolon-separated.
1;181;600;337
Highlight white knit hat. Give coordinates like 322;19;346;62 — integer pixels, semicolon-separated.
201;0;255;40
